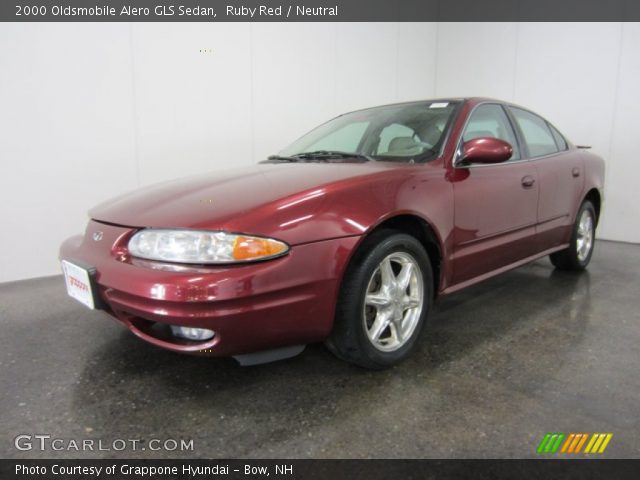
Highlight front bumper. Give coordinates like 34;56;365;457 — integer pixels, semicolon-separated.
60;220;360;356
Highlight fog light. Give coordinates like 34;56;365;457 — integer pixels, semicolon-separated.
170;325;215;341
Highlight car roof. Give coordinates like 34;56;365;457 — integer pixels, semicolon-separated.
340;97;502;116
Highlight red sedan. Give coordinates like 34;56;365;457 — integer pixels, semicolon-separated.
60;98;604;369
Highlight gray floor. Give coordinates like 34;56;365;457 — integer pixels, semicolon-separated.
1;240;639;459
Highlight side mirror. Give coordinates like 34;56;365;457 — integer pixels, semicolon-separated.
460;137;513;165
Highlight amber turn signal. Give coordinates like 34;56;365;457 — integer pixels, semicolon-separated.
232;236;288;261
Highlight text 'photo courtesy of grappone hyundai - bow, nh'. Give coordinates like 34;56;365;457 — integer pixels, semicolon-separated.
59;97;604;369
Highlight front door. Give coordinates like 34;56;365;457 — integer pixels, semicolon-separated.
451;103;539;286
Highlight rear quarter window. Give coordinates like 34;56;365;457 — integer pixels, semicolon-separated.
548;123;568;151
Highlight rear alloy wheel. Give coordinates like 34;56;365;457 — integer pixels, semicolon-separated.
326;230;433;369
550;200;596;271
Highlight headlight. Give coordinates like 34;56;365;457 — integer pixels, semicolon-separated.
127;229;289;264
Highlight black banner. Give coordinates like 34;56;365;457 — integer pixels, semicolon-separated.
2;459;640;480
2;0;640;22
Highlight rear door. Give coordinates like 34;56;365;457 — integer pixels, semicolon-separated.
508;107;584;251
451;103;539;285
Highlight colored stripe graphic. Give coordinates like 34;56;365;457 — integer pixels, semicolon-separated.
560;434;575;453
539;433;613;454
584;434;598;453
575;434;588;453
537;434;552;454
598;434;613;453
550;434;565;453
537;433;565;454
569;434;581;453
584;433;613;454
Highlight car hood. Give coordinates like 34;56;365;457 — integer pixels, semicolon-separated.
90;162;413;244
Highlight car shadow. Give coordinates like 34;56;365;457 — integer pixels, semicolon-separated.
421;261;593;364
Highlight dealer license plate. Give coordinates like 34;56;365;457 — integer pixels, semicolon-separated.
61;260;96;309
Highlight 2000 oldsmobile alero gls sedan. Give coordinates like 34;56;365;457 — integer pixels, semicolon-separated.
60;98;604;369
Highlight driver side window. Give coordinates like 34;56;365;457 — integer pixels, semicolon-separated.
463;104;520;161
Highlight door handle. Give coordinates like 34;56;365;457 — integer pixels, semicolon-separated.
521;175;535;188
572;167;581;178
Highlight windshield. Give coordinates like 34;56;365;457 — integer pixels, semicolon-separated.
278;101;460;163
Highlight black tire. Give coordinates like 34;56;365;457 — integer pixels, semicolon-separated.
550;200;596;271
326;229;433;369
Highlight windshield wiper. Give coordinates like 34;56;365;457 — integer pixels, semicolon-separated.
265;151;373;163
292;150;373;161
265;155;301;162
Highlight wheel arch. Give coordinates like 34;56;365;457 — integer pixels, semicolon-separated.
347;213;445;297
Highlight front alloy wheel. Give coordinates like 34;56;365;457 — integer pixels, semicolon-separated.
363;252;424;352
327;230;433;369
